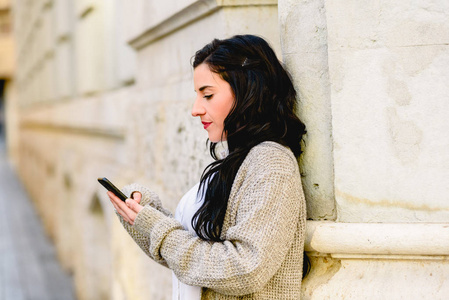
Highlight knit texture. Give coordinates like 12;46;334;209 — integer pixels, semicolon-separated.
118;141;306;299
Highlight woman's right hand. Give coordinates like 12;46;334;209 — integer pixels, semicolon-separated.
109;191;143;225
120;183;172;217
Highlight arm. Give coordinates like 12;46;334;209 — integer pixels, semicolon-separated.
131;146;304;295
110;183;173;267
121;183;172;217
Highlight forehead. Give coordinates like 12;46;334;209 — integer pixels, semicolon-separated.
193;63;224;90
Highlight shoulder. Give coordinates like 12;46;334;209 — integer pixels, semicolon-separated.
242;141;299;175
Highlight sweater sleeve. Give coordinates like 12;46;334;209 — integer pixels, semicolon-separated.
115;183;173;267
132;145;304;296
121;183;172;217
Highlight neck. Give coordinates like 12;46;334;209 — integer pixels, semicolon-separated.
214;141;229;159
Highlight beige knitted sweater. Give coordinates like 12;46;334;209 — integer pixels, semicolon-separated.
119;141;306;299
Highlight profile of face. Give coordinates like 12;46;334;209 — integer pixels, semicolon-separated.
192;63;234;142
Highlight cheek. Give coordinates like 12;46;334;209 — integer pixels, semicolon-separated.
216;106;231;126
221;97;234;121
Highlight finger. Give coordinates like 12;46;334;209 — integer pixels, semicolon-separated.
108;192;132;223
130;191;142;204
109;198;130;223
107;192;138;225
126;198;144;214
112;202;131;223
124;200;138;224
108;191;124;207
125;199;138;215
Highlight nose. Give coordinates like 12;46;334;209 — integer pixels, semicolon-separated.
191;96;205;117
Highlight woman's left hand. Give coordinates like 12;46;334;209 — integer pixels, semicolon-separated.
108;191;143;225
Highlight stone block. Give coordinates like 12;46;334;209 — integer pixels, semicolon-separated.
329;44;449;222
279;0;336;220
302;257;449;299
53;0;73;39
55;40;74;99
75;7;105;95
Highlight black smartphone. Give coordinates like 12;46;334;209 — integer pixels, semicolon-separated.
98;177;128;202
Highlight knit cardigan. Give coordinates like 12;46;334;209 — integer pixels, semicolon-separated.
118;141;306;299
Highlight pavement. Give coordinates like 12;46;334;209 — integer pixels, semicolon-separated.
0;139;76;300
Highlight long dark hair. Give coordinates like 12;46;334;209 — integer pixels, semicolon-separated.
191;35;306;242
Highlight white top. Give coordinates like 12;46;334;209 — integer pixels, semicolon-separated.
172;182;204;300
172;141;228;300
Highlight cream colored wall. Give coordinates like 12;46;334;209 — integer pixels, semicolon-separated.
327;0;449;223
12;0;280;299
0;36;14;78
0;0;10;8
11;0;449;299
279;0;449;299
0;0;14;78
279;0;336;220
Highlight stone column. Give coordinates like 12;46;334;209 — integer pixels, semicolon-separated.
279;0;449;298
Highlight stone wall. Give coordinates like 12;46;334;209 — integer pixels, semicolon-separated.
0;0;14;79
10;0;449;299
11;0;280;299
279;0;449;298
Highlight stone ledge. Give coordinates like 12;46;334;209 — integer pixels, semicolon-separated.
128;0;277;50
306;221;449;258
20;122;125;140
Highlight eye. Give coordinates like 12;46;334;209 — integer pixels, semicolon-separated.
204;94;213;99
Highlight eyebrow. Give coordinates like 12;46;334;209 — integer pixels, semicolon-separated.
198;85;213;92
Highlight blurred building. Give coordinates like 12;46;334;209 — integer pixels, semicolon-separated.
8;0;449;299
0;0;14;143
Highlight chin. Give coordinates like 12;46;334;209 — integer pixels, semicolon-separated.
208;134;219;143
208;131;226;143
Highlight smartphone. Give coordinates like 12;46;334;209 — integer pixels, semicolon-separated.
98;177;128;202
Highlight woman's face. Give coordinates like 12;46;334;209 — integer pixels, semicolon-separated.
192;63;234;142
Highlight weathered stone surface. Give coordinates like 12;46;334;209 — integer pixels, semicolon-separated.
302;257;449;300
326;0;449;222
9;0;449;299
277;0;449;298
10;1;281;299
279;0;336;220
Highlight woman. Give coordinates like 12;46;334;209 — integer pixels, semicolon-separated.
109;34;307;299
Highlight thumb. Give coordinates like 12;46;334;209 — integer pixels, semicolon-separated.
125;198;135;209
125;198;143;214
130;191;142;203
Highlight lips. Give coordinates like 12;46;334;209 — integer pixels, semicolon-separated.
202;121;212;129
